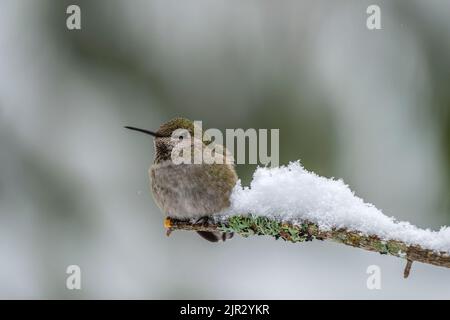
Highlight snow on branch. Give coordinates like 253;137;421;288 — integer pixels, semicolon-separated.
165;162;450;277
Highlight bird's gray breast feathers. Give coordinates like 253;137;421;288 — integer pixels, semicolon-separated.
149;161;237;219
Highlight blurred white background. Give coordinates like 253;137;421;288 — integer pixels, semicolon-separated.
0;0;449;298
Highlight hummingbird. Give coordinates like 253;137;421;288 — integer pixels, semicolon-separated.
125;118;238;242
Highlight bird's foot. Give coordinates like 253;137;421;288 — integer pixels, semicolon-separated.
194;216;210;225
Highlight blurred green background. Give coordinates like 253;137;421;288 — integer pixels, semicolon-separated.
0;0;449;298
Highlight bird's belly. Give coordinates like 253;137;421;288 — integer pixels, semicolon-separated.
149;163;234;219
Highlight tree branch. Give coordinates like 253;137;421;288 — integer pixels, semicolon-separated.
164;215;450;274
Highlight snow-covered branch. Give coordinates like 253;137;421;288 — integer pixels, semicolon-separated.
165;162;450;277
165;215;450;277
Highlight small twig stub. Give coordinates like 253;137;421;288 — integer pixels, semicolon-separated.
404;260;413;278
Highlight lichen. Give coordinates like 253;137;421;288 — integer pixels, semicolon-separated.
372;240;389;254
219;215;315;243
218;215;418;259
386;240;408;257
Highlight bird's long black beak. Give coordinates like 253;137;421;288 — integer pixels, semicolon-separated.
124;126;162;137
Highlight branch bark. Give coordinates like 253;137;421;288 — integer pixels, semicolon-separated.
164;215;450;273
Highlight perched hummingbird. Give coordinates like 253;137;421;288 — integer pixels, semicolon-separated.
125;118;238;242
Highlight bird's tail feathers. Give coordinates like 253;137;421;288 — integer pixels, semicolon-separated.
196;231;234;242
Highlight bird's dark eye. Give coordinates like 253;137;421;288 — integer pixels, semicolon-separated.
179;135;184;140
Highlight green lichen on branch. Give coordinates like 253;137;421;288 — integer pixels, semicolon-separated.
219;216;313;242
166;215;450;272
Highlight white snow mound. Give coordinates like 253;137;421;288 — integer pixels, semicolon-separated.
223;161;450;253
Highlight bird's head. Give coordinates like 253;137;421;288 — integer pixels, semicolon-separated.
125;117;204;162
